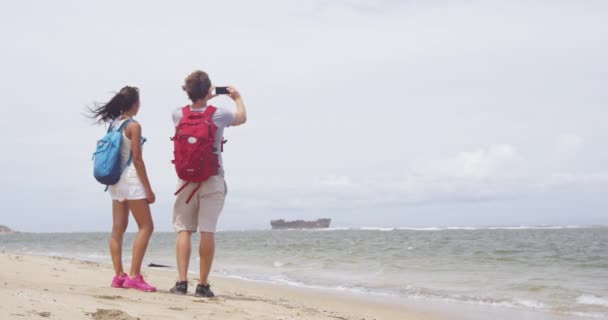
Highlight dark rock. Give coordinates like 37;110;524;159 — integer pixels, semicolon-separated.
147;263;170;268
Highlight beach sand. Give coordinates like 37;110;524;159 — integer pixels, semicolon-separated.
0;252;438;320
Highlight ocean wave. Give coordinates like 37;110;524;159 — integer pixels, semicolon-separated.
6;249;113;264
85;253;112;260
577;295;608;307
216;271;608;319
269;225;599;232
483;225;592;230
359;227;396;231
394;225;593;231
273;261;287;268
401;286;547;311
305;227;351;231
215;269;398;298
405;292;608;319
214;267;588;318
25;251;66;257
396;227;443;231
566;312;608;319
513;298;547;309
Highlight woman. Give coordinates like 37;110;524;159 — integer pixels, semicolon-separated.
89;86;156;292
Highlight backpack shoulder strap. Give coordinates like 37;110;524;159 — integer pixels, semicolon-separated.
121;118;142;170
116;118;134;133
202;106;217;118
106;118;119;133
181;105;192;118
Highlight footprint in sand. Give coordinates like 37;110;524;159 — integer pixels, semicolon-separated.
89;309;139;320
36;311;51;318
94;295;124;301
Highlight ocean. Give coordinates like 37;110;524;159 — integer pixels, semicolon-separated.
1;227;607;319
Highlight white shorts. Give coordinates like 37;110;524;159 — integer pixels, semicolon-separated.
173;175;227;233
108;165;147;202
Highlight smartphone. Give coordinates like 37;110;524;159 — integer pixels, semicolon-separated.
214;87;229;95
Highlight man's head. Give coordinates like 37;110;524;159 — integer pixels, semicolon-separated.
182;70;211;102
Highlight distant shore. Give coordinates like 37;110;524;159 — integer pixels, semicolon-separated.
0;225;15;234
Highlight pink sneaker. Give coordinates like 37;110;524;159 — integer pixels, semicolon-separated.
111;274;127;288
122;275;156;292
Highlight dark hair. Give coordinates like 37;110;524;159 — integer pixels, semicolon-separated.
183;70;211;102
88;86;139;124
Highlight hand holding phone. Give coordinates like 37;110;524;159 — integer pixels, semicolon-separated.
214;87;229;95
211;86;242;102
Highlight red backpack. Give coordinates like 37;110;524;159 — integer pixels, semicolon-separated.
172;105;219;203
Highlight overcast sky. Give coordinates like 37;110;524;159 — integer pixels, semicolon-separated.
0;0;606;232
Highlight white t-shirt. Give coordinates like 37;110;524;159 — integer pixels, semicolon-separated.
172;105;235;176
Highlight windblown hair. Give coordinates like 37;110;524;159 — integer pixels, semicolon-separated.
88;86;139;124
183;70;211;102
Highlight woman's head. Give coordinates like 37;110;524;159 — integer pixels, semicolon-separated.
89;86;140;124
183;70;211;102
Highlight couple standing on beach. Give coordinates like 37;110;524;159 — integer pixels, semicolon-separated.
89;70;247;297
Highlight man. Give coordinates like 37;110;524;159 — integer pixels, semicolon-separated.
170;70;247;297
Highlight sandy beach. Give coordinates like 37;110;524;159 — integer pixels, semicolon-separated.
0;252;437;320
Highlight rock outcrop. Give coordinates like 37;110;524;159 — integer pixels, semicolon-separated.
0;225;15;234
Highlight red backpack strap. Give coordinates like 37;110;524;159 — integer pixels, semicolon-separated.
174;181;190;196
202;105;216;117
186;183;202;204
174;181;202;204
181;105;192;118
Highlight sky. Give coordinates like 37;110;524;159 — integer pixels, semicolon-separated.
0;0;607;232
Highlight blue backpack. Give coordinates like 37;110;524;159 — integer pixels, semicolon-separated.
92;119;134;187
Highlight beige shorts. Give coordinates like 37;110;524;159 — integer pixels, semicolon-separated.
173;175;227;233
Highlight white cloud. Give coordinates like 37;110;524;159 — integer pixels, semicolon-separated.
230;139;608;211
538;172;608;190
233;144;525;209
419;144;519;179
315;174;353;187
553;134;584;155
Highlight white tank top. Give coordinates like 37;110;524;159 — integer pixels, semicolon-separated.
110;118;133;170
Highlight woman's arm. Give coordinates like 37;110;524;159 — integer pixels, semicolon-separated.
126;122;156;203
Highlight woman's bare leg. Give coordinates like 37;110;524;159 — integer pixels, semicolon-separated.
110;200;129;276
126;199;154;277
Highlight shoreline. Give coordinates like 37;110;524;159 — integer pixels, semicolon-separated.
2;232;606;320
0;252;439;320
0;252;596;320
